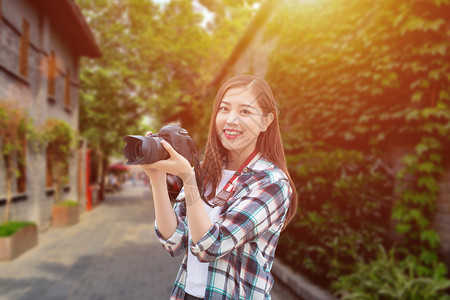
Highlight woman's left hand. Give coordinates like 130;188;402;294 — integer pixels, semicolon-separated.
144;140;194;182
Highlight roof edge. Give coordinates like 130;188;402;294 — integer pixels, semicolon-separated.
64;0;102;58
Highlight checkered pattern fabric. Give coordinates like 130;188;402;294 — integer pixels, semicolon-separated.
155;156;292;300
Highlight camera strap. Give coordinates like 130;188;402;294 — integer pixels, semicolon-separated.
210;149;261;207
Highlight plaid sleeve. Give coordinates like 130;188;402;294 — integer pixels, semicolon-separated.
190;171;291;262
154;188;188;257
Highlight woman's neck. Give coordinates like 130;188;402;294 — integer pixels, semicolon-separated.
225;147;257;171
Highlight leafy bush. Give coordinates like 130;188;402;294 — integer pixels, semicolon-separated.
0;221;35;237
333;247;450;300
277;149;393;286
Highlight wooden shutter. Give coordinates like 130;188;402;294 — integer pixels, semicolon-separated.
19;19;30;78
64;67;71;107
17;137;27;193
46;145;54;188
48;52;56;96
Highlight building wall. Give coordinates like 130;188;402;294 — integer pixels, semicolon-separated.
0;0;86;230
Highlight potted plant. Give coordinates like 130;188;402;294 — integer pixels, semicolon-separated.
44;119;78;227
51;200;79;227
0;221;37;261
0;101;38;260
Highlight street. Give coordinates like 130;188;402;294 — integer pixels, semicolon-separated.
0;181;299;300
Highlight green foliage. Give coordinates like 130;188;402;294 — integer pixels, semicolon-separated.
277;149;393;285
267;0;450;285
44;118;74;159
0;101;28;157
75;0;258;154
43;119;74;203
392;135;446;270
267;0;450;153
0;101;32;222
0;221;35;237
333;247;450;300
55;200;79;207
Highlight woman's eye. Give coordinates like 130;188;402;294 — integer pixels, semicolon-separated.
219;106;228;112
241;109;251;115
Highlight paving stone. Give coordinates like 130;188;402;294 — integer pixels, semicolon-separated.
0;181;299;300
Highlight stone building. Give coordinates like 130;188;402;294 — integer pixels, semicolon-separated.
0;0;101;230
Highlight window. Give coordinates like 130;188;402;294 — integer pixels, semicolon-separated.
17;137;26;193
45;144;70;188
46;145;53;188
19;19;30;78
63;159;69;183
47;52;56;97
64;67;71;107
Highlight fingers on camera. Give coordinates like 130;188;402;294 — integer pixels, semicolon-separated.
145;131;152;137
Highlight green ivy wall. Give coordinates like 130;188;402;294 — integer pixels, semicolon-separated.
264;0;450;284
195;0;450;289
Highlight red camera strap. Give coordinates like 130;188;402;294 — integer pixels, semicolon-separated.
210;149;261;207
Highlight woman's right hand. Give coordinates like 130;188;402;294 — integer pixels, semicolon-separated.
141;131;165;181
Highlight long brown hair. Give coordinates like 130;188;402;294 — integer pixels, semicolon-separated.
201;75;298;230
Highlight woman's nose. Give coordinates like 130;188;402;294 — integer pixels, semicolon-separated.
226;112;239;126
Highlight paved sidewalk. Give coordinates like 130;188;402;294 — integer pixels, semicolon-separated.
0;181;299;300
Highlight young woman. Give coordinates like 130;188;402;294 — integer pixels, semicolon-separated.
142;75;298;300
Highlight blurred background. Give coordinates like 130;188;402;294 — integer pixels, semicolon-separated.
1;0;450;299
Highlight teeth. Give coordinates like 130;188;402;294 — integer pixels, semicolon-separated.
224;130;241;136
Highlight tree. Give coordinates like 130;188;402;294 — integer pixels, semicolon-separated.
0;102;28;223
43;119;74;205
75;0;259;195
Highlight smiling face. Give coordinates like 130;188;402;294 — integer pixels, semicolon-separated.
215;86;273;165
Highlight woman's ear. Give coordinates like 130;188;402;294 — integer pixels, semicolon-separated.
262;112;274;132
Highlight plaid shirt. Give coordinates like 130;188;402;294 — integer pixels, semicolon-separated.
155;156;292;300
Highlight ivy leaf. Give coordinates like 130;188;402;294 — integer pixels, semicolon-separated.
403;154;419;166
428;69;440;81
415;143;428;155
420;230;440;248
418;175;439;193
439;90;450;101
417;162;436;173
429;153;442;163
406;109;420;121
343;132;355;141
433;0;450;7
396;223;411;234
411;91;423;102
419;250;438;265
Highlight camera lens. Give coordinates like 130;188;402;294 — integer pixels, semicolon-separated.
132;140;144;162
123;134;170;165
145;137;167;164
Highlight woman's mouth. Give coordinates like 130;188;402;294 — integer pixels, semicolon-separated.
223;129;242;140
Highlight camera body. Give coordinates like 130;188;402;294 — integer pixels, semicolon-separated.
123;124;196;165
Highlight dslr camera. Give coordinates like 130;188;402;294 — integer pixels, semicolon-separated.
123;124;197;165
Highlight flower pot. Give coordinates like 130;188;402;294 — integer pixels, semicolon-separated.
0;225;38;261
52;205;79;227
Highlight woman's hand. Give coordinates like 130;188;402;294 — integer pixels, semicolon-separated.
141;131;194;182
148;140;194;182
